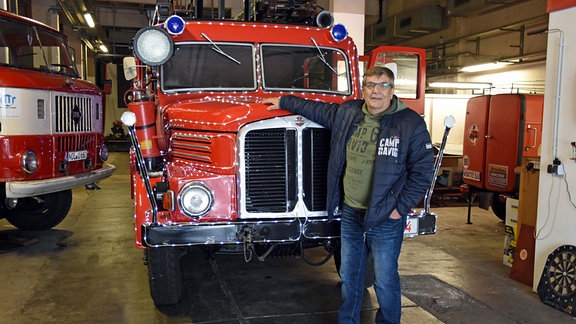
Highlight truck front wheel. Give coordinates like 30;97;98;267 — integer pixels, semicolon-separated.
146;247;184;306
5;189;72;230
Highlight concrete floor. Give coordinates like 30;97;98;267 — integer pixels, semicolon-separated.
1;152;575;323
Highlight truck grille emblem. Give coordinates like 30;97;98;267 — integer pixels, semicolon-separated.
72;105;82;125
294;116;305;126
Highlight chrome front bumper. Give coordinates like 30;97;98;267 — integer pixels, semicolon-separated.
5;163;116;198
141;211;437;247
141;217;341;247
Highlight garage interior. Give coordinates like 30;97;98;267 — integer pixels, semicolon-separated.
2;0;576;323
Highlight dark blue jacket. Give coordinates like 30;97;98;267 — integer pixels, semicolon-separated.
279;95;435;230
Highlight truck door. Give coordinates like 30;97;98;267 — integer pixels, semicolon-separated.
484;94;523;192
484;94;544;192
364;46;426;115
462;95;490;189
523;95;544;158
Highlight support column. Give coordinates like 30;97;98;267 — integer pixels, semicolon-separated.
329;0;365;55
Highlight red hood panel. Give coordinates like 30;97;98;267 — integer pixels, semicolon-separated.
163;96;291;132
0;67;101;94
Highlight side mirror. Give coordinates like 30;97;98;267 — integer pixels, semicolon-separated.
123;57;137;80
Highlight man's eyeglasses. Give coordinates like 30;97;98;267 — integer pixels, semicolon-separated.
364;82;393;91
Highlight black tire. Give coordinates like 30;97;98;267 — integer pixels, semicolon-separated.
146;247;184;306
491;195;507;221
5;190;72;230
333;240;376;288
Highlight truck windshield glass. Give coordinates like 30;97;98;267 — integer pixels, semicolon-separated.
0;17;78;76
261;44;350;95
371;52;419;99
162;43;256;92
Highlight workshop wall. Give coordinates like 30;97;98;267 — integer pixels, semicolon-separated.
534;4;576;291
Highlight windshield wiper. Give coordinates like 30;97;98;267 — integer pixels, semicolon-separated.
201;33;241;65
310;37;338;75
30;26;49;68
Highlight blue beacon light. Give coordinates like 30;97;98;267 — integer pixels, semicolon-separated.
330;24;348;42
164;15;185;35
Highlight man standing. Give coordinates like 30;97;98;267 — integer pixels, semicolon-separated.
264;66;434;323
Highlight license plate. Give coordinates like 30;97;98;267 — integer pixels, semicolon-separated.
405;217;419;236
66;150;88;162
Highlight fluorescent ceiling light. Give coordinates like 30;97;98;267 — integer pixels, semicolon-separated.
429;82;492;89
84;13;95;28
461;62;512;73
99;44;109;53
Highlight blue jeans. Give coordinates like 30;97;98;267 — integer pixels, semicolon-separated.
338;204;405;324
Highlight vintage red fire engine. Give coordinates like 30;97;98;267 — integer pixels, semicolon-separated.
122;1;435;306
0;9;115;230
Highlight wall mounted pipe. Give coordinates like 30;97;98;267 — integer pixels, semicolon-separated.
547;29;565;162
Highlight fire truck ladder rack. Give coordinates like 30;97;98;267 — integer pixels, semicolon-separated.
153;0;333;27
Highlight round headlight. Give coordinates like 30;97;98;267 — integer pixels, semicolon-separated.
133;26;174;66
178;182;214;218
21;150;39;173
100;144;109;161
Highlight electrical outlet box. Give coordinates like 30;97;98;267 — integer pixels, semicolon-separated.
547;162;564;176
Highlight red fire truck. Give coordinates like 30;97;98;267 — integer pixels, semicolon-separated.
122;1;434;305
0;9;115;230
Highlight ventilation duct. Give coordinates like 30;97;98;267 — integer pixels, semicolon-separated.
448;0;522;17
366;18;407;44
395;5;445;37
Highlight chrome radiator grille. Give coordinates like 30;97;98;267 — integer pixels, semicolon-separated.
242;126;330;214
56;134;96;153
244;128;298;212
302;128;330;211
54;95;93;133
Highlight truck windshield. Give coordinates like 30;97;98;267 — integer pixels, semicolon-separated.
0;16;78;76
161;42;351;95
261;44;350;95
162;42;256;92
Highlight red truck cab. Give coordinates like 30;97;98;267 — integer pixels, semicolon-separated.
0;9;116;230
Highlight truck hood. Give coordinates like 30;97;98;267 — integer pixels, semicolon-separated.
0;67;101;94
162;96;291;132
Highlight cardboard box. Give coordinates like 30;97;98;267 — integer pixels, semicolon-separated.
503;198;519;267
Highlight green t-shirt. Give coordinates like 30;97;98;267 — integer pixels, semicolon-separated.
343;102;398;209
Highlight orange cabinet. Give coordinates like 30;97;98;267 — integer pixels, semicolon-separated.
462;94;543;193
